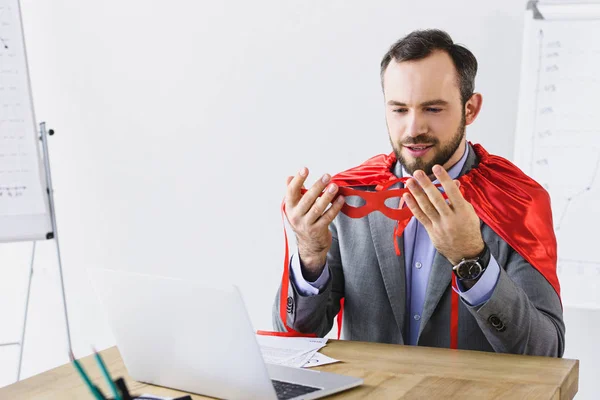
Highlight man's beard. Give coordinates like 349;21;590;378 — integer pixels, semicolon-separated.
391;114;466;176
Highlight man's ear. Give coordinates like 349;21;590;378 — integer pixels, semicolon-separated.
464;93;483;126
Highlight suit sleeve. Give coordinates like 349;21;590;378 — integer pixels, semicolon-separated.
462;226;565;357
272;221;345;337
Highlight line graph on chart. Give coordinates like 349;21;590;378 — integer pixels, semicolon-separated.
0;0;46;216
515;19;600;308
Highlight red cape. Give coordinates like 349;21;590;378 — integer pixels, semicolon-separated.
329;142;560;297
276;142;560;340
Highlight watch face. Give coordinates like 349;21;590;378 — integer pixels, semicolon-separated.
456;261;483;280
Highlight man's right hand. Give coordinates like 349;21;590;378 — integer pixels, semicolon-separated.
285;167;345;280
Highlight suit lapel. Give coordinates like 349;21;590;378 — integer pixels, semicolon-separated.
368;162;406;343
417;144;480;341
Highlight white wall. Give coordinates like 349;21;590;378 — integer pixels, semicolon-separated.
0;0;594;398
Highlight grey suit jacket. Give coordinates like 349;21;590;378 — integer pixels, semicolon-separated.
273;145;565;356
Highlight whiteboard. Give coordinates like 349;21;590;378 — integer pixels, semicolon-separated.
515;1;600;308
0;0;51;242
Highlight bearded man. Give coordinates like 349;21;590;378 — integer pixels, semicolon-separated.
273;29;564;356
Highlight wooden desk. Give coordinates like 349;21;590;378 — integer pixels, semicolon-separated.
0;340;578;399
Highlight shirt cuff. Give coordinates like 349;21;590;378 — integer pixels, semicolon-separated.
455;254;501;306
289;253;330;296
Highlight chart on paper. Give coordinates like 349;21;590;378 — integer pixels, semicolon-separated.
0;0;46;217
515;17;600;308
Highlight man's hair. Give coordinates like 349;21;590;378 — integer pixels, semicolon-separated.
380;29;478;105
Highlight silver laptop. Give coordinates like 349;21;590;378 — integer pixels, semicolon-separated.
88;268;363;400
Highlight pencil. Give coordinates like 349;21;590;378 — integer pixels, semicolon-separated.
69;351;106;400
93;347;123;400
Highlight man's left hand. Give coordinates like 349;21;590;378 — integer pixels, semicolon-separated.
403;164;484;265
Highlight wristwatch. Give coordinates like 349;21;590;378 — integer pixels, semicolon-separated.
452;244;491;281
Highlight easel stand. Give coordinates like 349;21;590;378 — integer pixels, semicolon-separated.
0;122;73;381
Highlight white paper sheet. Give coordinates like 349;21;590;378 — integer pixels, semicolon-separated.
303;352;340;368
276;348;322;368
256;335;332;368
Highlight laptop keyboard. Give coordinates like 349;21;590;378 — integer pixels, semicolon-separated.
271;379;321;399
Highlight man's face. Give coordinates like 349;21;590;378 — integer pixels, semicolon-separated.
383;50;467;176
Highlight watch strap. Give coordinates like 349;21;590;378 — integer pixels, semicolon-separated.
478;243;491;269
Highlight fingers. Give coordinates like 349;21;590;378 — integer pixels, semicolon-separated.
296;173;332;215
432;165;465;208
285;167;309;208
411;170;452;217
403;192;431;228
305;182;340;224
406;176;440;222
315;195;346;227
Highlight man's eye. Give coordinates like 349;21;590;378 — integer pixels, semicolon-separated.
426;108;442;113
393;108;408;113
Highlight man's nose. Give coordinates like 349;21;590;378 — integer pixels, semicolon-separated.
406;112;427;137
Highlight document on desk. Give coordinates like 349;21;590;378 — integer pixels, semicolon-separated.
302;351;339;368
256;335;340;368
